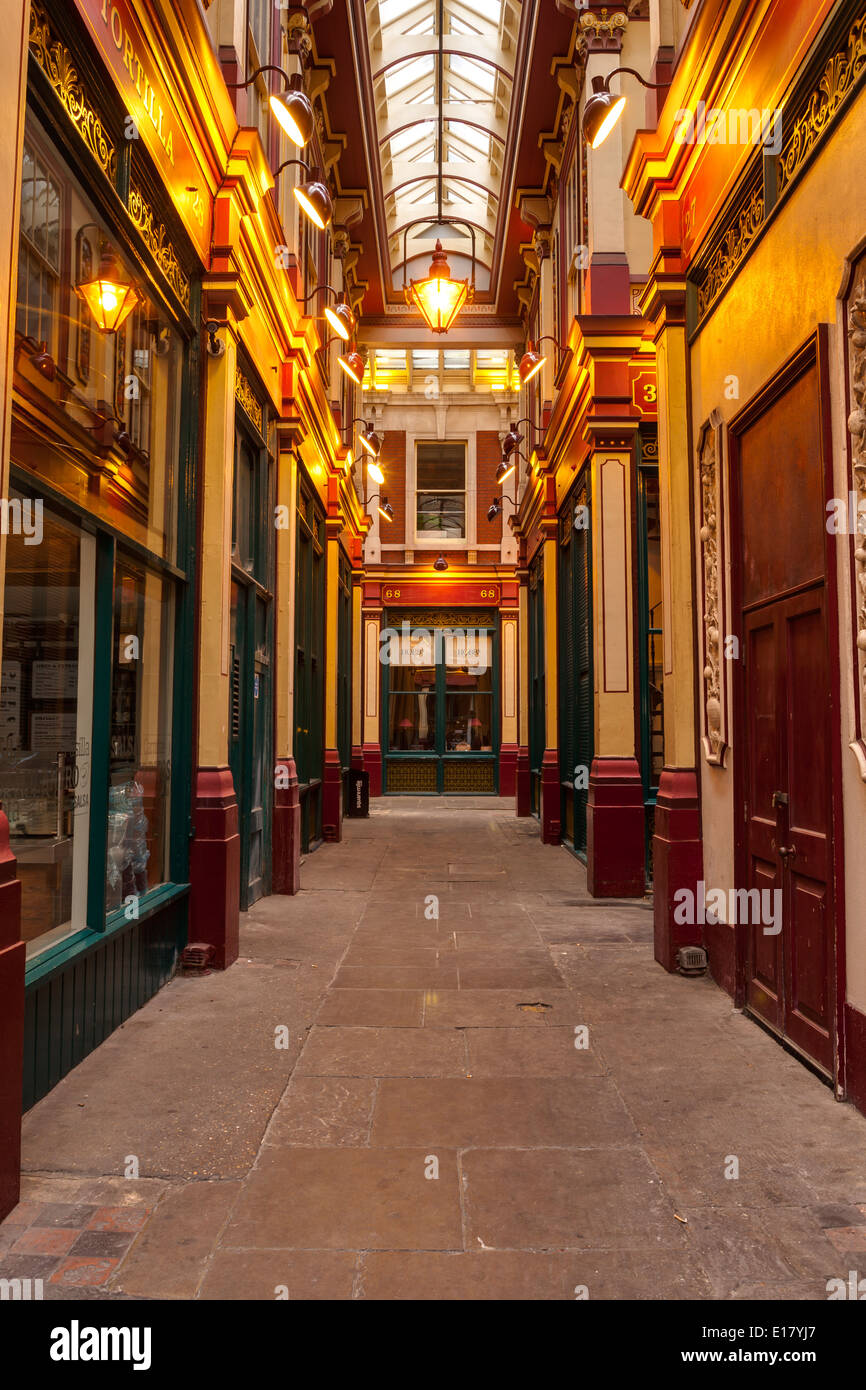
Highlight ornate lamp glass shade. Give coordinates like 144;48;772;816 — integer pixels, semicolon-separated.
582;76;627;149
294;171;333;229
270;76;314;147
324;297;355;340
519;340;546;385
76;248;139;333
405;241;469;334
338;350;365;385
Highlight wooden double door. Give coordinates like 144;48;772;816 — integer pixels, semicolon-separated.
734;335;838;1077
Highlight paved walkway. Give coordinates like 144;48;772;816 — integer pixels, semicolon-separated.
2;801;866;1300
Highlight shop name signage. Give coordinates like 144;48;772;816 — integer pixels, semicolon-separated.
73;0;211;259
381;583;499;605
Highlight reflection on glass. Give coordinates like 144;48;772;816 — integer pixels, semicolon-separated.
445;664;492;751
0;503;92;955
389;663;436;751
107;564;173;911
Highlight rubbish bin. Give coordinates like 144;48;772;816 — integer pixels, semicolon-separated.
347;768;369;818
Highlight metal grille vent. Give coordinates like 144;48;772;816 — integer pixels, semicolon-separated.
677;946;708;976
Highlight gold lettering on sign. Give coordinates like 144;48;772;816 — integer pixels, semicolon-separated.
99;0;175;164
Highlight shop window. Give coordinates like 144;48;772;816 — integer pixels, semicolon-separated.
0;502;93;956
416;440;466;539
445;632;492;751
107;562;174;911
16;139;61;351
13;113;183;563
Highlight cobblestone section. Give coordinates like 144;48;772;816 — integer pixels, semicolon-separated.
3;803;866;1300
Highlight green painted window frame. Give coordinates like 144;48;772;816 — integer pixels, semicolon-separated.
17;284;201;987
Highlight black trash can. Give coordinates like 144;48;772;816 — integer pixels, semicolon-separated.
347;768;370;818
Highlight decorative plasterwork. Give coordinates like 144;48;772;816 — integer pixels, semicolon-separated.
578;7;628;52
847;258;866;768
697;413;727;767
778;13;866;192
695;188;764;321
29;1;116;181
235;367;263;433
128;186;190;314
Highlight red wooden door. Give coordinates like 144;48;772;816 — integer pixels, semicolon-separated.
735;341;836;1076
743;590;834;1072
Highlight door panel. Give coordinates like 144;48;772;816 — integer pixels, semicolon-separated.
743;590;833;1072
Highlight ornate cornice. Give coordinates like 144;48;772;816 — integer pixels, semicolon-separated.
128;185;190;314
778;13;866;193
847;260;866;765
29;1;116;182
695;187;763;322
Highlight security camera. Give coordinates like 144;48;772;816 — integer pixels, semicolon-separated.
205;320;226;358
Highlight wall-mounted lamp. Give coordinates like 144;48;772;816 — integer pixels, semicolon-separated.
502;417;543;459
367;459;385;486
487;493;518;522
582;68;669;149
227;66;314;147
274;159;333;229
91;412;131;457
76;240;139;334
496;457;516;485
518;337;571;386
301;285;356;341
205;320;226;358
338;347;365;386
14;335;56;381
367;492;393;522
347;418;381;457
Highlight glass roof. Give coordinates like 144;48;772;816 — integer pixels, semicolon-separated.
366;0;522;278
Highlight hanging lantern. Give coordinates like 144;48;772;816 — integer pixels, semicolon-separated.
405;240;469;334
76;246;139;333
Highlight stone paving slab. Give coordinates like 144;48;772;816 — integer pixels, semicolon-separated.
3;801;866;1301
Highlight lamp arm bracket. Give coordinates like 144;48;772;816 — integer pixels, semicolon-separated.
274;158;312;180
226;65;291;91
400;216;477;294
604;66;670;92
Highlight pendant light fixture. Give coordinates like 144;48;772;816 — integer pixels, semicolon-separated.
405;239;470;335
400;0;475;334
76;241;139;334
227;66;314;148
582;68;669;150
433;554;449;572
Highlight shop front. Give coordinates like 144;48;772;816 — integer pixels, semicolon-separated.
0;0;205;1115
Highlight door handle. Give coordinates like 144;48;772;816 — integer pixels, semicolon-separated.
771;790;789;808
779;845;797;861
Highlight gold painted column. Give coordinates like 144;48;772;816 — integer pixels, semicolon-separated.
0;0;31;1225
514;553;531;815
362;604;383;795
642;252;703;968
539;515;561;843
187;303;242;965
584;421;646;896
273;431;301;892
322;517;343;841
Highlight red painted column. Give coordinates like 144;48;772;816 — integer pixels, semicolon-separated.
322;749;343;842
0;806;24;1222
272;756;300;894
188;768;240;969
586;756;646;897
540;749;561;843
653;768;705;973
499;745;517;797
362;744;383;796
